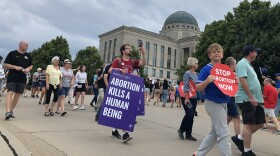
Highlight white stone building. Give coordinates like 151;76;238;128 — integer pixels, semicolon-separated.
98;11;201;82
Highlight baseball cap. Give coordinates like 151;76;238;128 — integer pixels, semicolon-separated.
275;73;280;77
243;45;261;55
64;59;71;64
37;68;42;71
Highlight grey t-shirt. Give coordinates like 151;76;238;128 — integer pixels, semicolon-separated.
61;67;73;87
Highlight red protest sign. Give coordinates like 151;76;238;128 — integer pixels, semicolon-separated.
210;64;238;96
178;80;196;98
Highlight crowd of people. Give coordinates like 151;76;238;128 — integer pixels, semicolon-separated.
0;41;280;156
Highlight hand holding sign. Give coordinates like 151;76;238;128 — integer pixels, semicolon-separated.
210;64;238;96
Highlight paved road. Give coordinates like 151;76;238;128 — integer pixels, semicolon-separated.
0;91;279;156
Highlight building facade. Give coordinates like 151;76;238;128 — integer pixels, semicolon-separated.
98;11;201;82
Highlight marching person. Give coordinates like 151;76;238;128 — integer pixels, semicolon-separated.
225;57;241;137
55;59;74;116
108;44;146;143
194;43;231;156
3;41;33;120
233;45;265;156
44;56;61;117
74;65;88;110
178;57;199;141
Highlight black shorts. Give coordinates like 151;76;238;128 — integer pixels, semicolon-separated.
227;97;239;117
75;83;86;92
238;101;265;125
7;82;25;94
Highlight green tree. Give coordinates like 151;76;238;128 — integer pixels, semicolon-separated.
30;36;71;71
177;0;280;78
72;46;103;85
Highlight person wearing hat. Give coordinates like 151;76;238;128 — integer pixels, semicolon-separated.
233;45;265;156
3;41;33;120
274;73;280;117
31;68;42;98
55;59;74;116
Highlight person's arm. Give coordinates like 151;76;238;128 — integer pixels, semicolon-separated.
46;72;50;90
196;75;214;92
70;74;75;87
239;77;258;106
23;65;33;74
138;48;146;66
3;63;23;71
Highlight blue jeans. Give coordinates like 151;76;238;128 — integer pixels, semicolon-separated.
161;90;169;105
274;98;280;117
90;87;99;104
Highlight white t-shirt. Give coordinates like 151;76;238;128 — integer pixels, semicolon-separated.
0;64;4;79
75;72;87;83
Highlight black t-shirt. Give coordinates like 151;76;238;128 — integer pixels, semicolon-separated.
154;82;161;89
97;69;105;89
4;50;32;83
162;82;169;90
144;81;150;88
103;63;111;82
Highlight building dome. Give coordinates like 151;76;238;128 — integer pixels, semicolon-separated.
164;11;198;27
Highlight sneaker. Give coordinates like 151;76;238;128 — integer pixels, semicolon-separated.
5;112;12;120
79;105;85;110
95;115;99;122
112;130;121;139
186;135;197;141
11;112;15;118
231;135;244;152
36;95;39;98
43;101;46;104
242;150;256;156
31;95;35;98
272;130;280;135
122;132;132;143
261;127;269;131
24;94;27;97
177;129;184;140
39;99;42;104
72;105;79;111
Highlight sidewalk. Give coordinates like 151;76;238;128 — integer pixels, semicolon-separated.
0;122;31;156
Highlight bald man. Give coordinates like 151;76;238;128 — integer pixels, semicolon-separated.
3;41;33;120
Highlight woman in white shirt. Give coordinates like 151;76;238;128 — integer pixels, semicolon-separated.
74;65;88;110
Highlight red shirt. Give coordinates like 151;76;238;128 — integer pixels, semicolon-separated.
111;58;140;74
263;84;278;109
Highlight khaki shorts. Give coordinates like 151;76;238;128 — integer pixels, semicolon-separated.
154;89;161;94
264;108;276;118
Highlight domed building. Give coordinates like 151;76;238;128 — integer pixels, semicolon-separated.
98;11;201;82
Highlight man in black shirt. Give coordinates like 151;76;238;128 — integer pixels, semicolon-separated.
3;41;33;120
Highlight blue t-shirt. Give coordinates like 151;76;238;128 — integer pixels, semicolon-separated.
276;81;280;99
197;63;229;103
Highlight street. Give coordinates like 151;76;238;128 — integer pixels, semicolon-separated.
0;91;279;156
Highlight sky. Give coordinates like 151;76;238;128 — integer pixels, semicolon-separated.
0;0;278;60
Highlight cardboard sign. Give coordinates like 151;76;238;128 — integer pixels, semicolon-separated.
178;80;196;98
98;70;144;132
210;64;238;96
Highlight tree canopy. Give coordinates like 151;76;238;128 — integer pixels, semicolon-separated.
177;0;280;79
30;36;71;71
72;46;103;85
